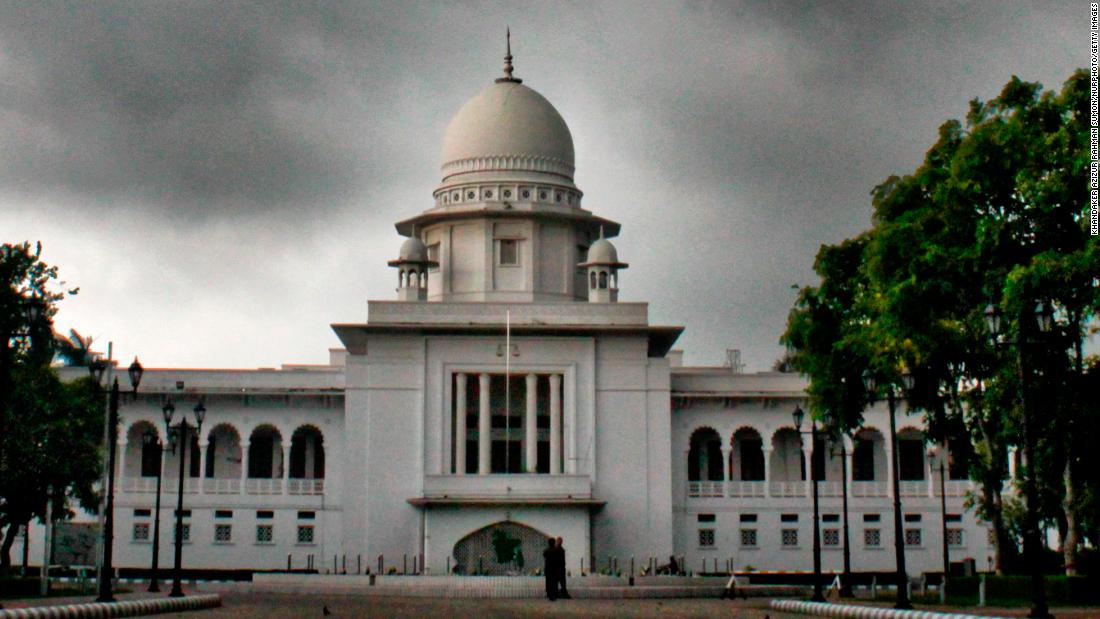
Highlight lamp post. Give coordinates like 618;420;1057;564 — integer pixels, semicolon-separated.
985;303;1053;619
792;405;825;603
929;444;949;599
164;399;205;598
862;368;915;610
95;357;142;603
145;426;165;593
834;428;854;598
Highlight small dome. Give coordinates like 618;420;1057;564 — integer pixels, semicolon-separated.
440;81;574;182
586;238;619;264
398;236;428;262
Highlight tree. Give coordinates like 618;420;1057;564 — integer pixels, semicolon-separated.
0;241;102;574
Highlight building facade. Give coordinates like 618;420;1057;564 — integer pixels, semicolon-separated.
16;52;991;579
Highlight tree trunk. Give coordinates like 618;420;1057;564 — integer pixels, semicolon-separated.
0;518;18;576
1063;459;1078;575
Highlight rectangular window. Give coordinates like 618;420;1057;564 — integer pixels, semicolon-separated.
864;529;881;547
946;513;963;522
297;525;315;544
739;514;758;523
214;524;232;544
698;529;715;547
740;529;757;547
947;529;964;547
822;514;839;523
174;523;191;543
904;514;922;523
781;514;799;523
905;528;922;546
823;529;840;547
697;514;716;523
215;510;233;519
132;523;150;542
498;239;519;265
781;529;799;547
256;525;274;544
174;509;192;518
863;513;881;523
427;243;440;271
257;510;274;519
133;509;151;518
297;511;315;520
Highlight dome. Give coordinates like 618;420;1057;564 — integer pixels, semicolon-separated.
440;81;575;182
398;236;428;262
586;238;618;264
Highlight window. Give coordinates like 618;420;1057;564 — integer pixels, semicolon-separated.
738;438;765;481
297;525;315;544
427;243;440;270
947;529;964;546
864;529;881;547
133;523;150;542
739;514;757;523
905;528;922;546
863;513;881;523
698;529;715;547
174;524;191;543
498;239;519;265
781;514;799;523
946;513;963;522
257;510;274;519
899;439;925;480
697;514;716;523
740;529;757;547
140;436;162;477
133;509;151;518
215;510;233;519
782;529;799;547
823;529;840;547
214;524;232;543
904;514;922;523
298;511;316;520
822;514;839;523
256;525;274;544
853;437;875;481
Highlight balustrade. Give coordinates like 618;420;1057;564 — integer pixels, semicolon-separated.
117;475;323;497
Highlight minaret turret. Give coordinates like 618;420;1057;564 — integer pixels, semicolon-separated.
388;236;438;301
578;228;628;303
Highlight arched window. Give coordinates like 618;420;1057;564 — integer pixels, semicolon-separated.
248;426;283;479
289;426;326;479
947;437;971;480
853;436;875;481
598;271;608;289
141;431;162;478
688;428;723;481
732;428;764;481
590;272;597;289
898;429;925;480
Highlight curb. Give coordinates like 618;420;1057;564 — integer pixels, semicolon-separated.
0;594;222;619
769;600;1010;619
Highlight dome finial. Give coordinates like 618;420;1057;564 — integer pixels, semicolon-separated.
496;27;522;84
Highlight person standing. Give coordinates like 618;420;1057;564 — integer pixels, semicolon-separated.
543;537;559;601
555;537;571;599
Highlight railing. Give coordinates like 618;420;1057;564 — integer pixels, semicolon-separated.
934;479;972;497
726;481;766;498
287;479;325;495
900;480;927;497
769;481;805;498
687;481;725;498
851;481;889;497
816;481;843;497
203;478;242;494
245;478;284;495
162;478;199;494
120;477;159;493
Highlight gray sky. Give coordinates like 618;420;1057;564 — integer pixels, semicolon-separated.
0;1;1085;371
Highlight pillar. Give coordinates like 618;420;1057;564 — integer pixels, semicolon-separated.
455;373;467;475
198;441;208;495
765;448;774;496
478;373;491;475
721;445;732;482
525;374;537;474
116;436;128;483
240;439;250;493
282;444;291;494
549;374;562;474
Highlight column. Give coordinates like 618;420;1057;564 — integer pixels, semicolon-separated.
478;373;491;475
116;437;128;485
282;444;291;494
721;445;732;497
240;439;250;494
765;448;774;497
844;436;854;487
198;441;208;495
525;374;537;474
455;373;467;475
549;374;562;475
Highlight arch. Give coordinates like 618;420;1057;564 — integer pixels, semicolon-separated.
687;427;723;481
589;271;597;289
897;427;926;481
204;423;242;480
769;427;805;482
289;425;325;480
452;521;549;575
247;424;285;479
731;427;765;481
852;427;885;481
124;420;161;479
598;271;608;289
946;436;972;480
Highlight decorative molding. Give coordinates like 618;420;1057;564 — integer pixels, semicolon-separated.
442;154;574;181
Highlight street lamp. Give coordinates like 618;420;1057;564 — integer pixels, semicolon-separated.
792;405;825;603
828;420;855;598
95;356;142;603
145;426;165;593
929;444;950;601
164;399;205;598
862;368;915;610
985;302;1054;619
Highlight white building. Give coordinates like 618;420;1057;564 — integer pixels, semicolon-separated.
17;48;991;580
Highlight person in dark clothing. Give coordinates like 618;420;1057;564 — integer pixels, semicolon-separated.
555;537;571;599
668;555;679;575
543;537;559;600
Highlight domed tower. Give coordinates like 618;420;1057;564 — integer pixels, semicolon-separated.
393;33;621;302
578;228;628;303
387;236;438;301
